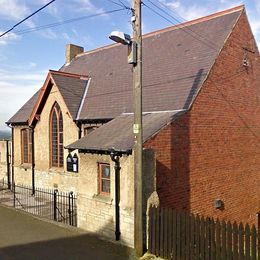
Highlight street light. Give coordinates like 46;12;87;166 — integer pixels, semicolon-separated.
109;31;131;45
109;31;137;65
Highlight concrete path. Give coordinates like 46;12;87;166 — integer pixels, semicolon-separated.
0;205;137;260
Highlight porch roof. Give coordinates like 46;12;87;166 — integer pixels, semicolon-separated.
66;110;186;154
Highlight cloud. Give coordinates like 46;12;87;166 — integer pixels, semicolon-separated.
75;0;104;14
39;0;59;17
160;0;243;22
158;0;210;21
0;31;21;45
29;62;37;68
178;5;210;21
38;28;58;39
0;68;47;130
249;19;260;47
0;0;29;21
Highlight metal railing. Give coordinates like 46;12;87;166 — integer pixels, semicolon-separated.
0;179;77;227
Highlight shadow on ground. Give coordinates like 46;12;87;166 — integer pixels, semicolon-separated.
0;205;137;260
0;233;136;260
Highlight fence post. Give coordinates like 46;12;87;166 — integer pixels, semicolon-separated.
68;191;73;226
53;189;58;221
13;182;15;208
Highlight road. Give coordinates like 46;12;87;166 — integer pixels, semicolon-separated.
0;205;136;260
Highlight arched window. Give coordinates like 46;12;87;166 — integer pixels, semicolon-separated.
50;103;63;167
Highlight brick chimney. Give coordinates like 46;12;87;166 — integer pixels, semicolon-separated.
65;44;84;64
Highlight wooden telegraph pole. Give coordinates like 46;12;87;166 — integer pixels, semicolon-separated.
132;0;143;256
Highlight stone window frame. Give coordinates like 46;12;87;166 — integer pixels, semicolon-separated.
50;102;64;168
21;128;32;164
98;163;111;196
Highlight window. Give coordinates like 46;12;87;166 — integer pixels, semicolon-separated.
21;128;32;164
98;163;110;195
84;126;96;136
50;103;63;168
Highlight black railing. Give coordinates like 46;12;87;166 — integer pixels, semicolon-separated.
0;179;77;227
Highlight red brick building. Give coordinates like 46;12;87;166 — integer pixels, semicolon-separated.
7;5;259;245
144;6;260;226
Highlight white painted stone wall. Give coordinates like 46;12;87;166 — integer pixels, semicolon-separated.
77;153;135;247
0;140;11;182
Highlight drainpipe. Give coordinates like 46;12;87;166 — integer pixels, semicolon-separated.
77;122;82;139
30;127;35;195
110;150;121;241
5;140;11;189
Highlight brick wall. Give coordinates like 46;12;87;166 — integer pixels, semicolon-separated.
144;11;260;226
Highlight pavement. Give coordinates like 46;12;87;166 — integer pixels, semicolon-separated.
0;205;137;260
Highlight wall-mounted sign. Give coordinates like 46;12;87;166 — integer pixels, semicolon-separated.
67;153;78;173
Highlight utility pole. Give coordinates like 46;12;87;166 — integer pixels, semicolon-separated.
132;0;143;256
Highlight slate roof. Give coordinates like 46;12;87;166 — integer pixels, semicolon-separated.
50;72;88;119
61;6;243;120
66;111;185;153
7;71;88;124
7;6;243;125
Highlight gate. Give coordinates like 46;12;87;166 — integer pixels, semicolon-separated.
53;189;77;226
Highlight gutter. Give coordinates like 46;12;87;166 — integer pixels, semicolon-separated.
77;148;132;155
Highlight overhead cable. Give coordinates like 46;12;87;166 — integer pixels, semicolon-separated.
0;0;56;38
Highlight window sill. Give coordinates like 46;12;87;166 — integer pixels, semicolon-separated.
19;163;32;170
92;194;113;205
49;167;65;173
49;168;79;177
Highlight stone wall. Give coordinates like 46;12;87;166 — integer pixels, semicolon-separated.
12;83;79;191
77;150;156;248
77;153;135;246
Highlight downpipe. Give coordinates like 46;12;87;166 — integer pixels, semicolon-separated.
110;150;121;241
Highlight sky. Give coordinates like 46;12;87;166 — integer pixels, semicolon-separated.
0;0;259;131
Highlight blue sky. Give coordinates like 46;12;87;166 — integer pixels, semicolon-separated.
0;0;259;130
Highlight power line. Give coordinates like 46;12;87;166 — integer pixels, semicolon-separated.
147;0;220;49
142;1;219;51
10;8;126;36
143;2;176;25
152;0;187;23
107;0;128;9
0;0;56;38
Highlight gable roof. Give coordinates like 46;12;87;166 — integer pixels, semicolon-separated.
61;5;243;120
8;6;244;125
66;111;185;154
7;70;88;125
50;71;88;119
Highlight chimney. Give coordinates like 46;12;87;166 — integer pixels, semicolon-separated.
65;44;84;64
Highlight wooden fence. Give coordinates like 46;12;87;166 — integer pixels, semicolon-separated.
148;207;259;259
